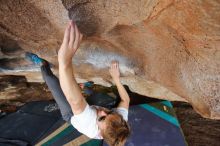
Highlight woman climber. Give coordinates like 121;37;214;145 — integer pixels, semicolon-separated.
25;20;130;146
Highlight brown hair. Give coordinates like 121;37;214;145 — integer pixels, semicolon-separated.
101;113;131;146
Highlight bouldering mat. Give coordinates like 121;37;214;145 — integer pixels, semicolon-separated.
0;100;103;146
36;122;102;146
0;101;62;146
103;101;187;146
0;93;187;146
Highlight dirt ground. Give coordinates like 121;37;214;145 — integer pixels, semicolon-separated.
173;102;220;146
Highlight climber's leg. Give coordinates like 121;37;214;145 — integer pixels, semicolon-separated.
41;64;73;122
25;52;73;122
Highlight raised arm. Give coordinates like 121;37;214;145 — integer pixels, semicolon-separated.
58;21;86;115
109;61;130;109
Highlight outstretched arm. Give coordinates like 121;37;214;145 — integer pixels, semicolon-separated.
58;21;86;115
109;61;130;109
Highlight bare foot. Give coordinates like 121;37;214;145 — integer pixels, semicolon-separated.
109;61;120;83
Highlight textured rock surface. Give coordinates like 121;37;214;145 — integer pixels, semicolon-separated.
0;0;219;119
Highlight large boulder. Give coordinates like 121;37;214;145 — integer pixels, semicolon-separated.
0;0;219;119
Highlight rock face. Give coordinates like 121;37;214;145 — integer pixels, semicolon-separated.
0;0;219;119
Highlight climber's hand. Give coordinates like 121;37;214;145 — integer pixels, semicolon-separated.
58;21;83;66
109;61;120;84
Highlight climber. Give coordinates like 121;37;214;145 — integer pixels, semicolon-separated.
26;21;130;146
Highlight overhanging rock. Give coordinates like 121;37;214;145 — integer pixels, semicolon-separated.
0;0;219;119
